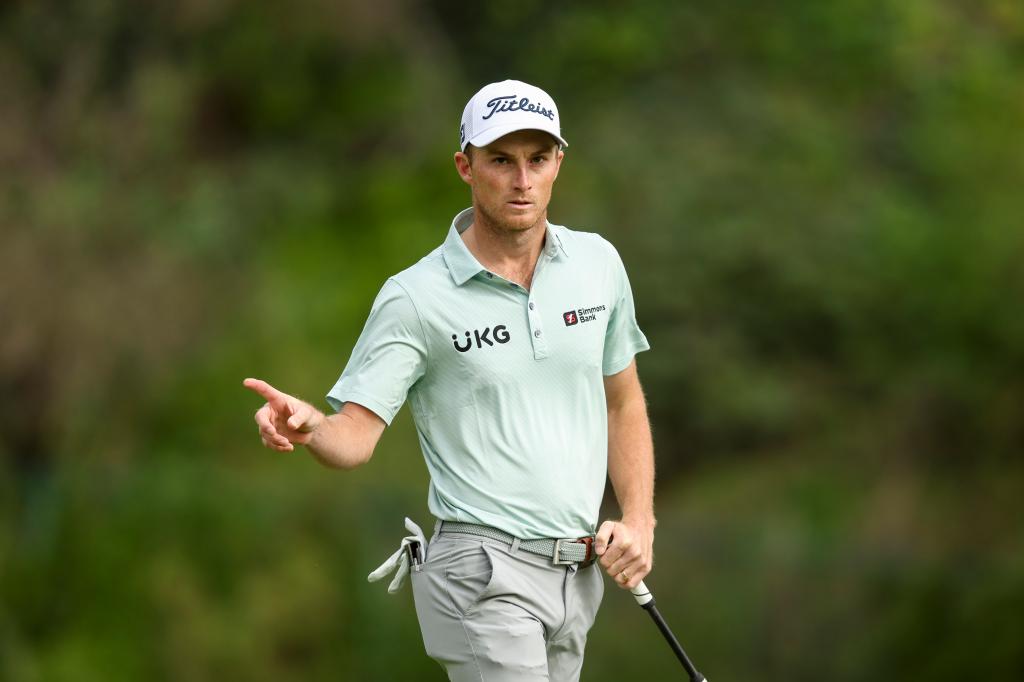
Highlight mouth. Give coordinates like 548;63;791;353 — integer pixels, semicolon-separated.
507;199;533;209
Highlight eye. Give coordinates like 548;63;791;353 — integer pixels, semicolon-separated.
492;157;509;165
531;155;548;164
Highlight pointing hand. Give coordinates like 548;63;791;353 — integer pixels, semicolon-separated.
243;378;325;452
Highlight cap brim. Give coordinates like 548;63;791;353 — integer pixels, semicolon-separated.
466;123;568;151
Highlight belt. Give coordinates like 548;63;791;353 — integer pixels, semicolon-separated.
437;520;597;566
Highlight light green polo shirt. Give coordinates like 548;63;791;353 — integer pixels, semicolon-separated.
327;207;649;540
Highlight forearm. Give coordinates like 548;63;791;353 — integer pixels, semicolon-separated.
607;393;656;526
306;410;376;470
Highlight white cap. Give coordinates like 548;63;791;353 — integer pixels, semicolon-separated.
459;79;567;152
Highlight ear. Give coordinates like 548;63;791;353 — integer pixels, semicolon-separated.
454;151;473;185
552;148;564;180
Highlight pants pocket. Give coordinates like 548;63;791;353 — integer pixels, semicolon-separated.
444;542;498;616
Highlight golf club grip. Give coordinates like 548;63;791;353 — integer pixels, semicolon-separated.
630;580;654;605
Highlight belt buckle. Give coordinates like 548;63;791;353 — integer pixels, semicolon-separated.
552;537;595;565
552;538;576;565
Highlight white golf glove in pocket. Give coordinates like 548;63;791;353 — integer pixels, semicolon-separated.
367;517;428;593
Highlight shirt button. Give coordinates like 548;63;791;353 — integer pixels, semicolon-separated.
528;302;535;310
534;329;541;338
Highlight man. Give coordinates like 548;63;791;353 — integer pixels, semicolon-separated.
245;79;655;681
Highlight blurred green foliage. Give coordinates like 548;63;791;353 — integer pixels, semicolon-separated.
2;0;1023;680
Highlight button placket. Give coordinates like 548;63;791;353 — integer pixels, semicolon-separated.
526;286;547;360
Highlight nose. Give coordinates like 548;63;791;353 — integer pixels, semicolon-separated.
513;161;531;191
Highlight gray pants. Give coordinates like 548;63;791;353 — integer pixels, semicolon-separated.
410;525;605;681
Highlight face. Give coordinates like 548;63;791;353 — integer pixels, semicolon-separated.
454;129;564;234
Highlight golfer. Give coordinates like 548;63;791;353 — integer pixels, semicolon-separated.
245;79;655;681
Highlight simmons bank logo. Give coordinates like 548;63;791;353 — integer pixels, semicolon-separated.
564;304;606;326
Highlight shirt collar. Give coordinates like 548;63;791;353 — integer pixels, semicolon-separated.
442;207;570;287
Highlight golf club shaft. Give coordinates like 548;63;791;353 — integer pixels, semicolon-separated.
631;581;706;682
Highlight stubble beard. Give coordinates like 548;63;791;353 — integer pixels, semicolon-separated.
474;197;547;237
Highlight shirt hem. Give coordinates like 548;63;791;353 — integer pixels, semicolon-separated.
602;344;650;376
325;389;398;426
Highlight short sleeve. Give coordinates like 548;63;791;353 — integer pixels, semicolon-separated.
602;240;650;375
326;278;427;425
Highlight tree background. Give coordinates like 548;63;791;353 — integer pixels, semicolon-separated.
2;1;1022;680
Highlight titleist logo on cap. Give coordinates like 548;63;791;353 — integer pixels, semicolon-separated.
482;95;556;122
460;79;567;151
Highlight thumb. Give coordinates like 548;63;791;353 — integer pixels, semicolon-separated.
286;402;305;430
595;520;617;556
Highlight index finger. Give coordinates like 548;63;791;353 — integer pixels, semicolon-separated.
243;378;287;408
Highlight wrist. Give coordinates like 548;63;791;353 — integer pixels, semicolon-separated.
303;410;328;449
621;512;656;529
307;407;326;432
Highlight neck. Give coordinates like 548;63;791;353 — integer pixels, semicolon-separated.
461;208;547;288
